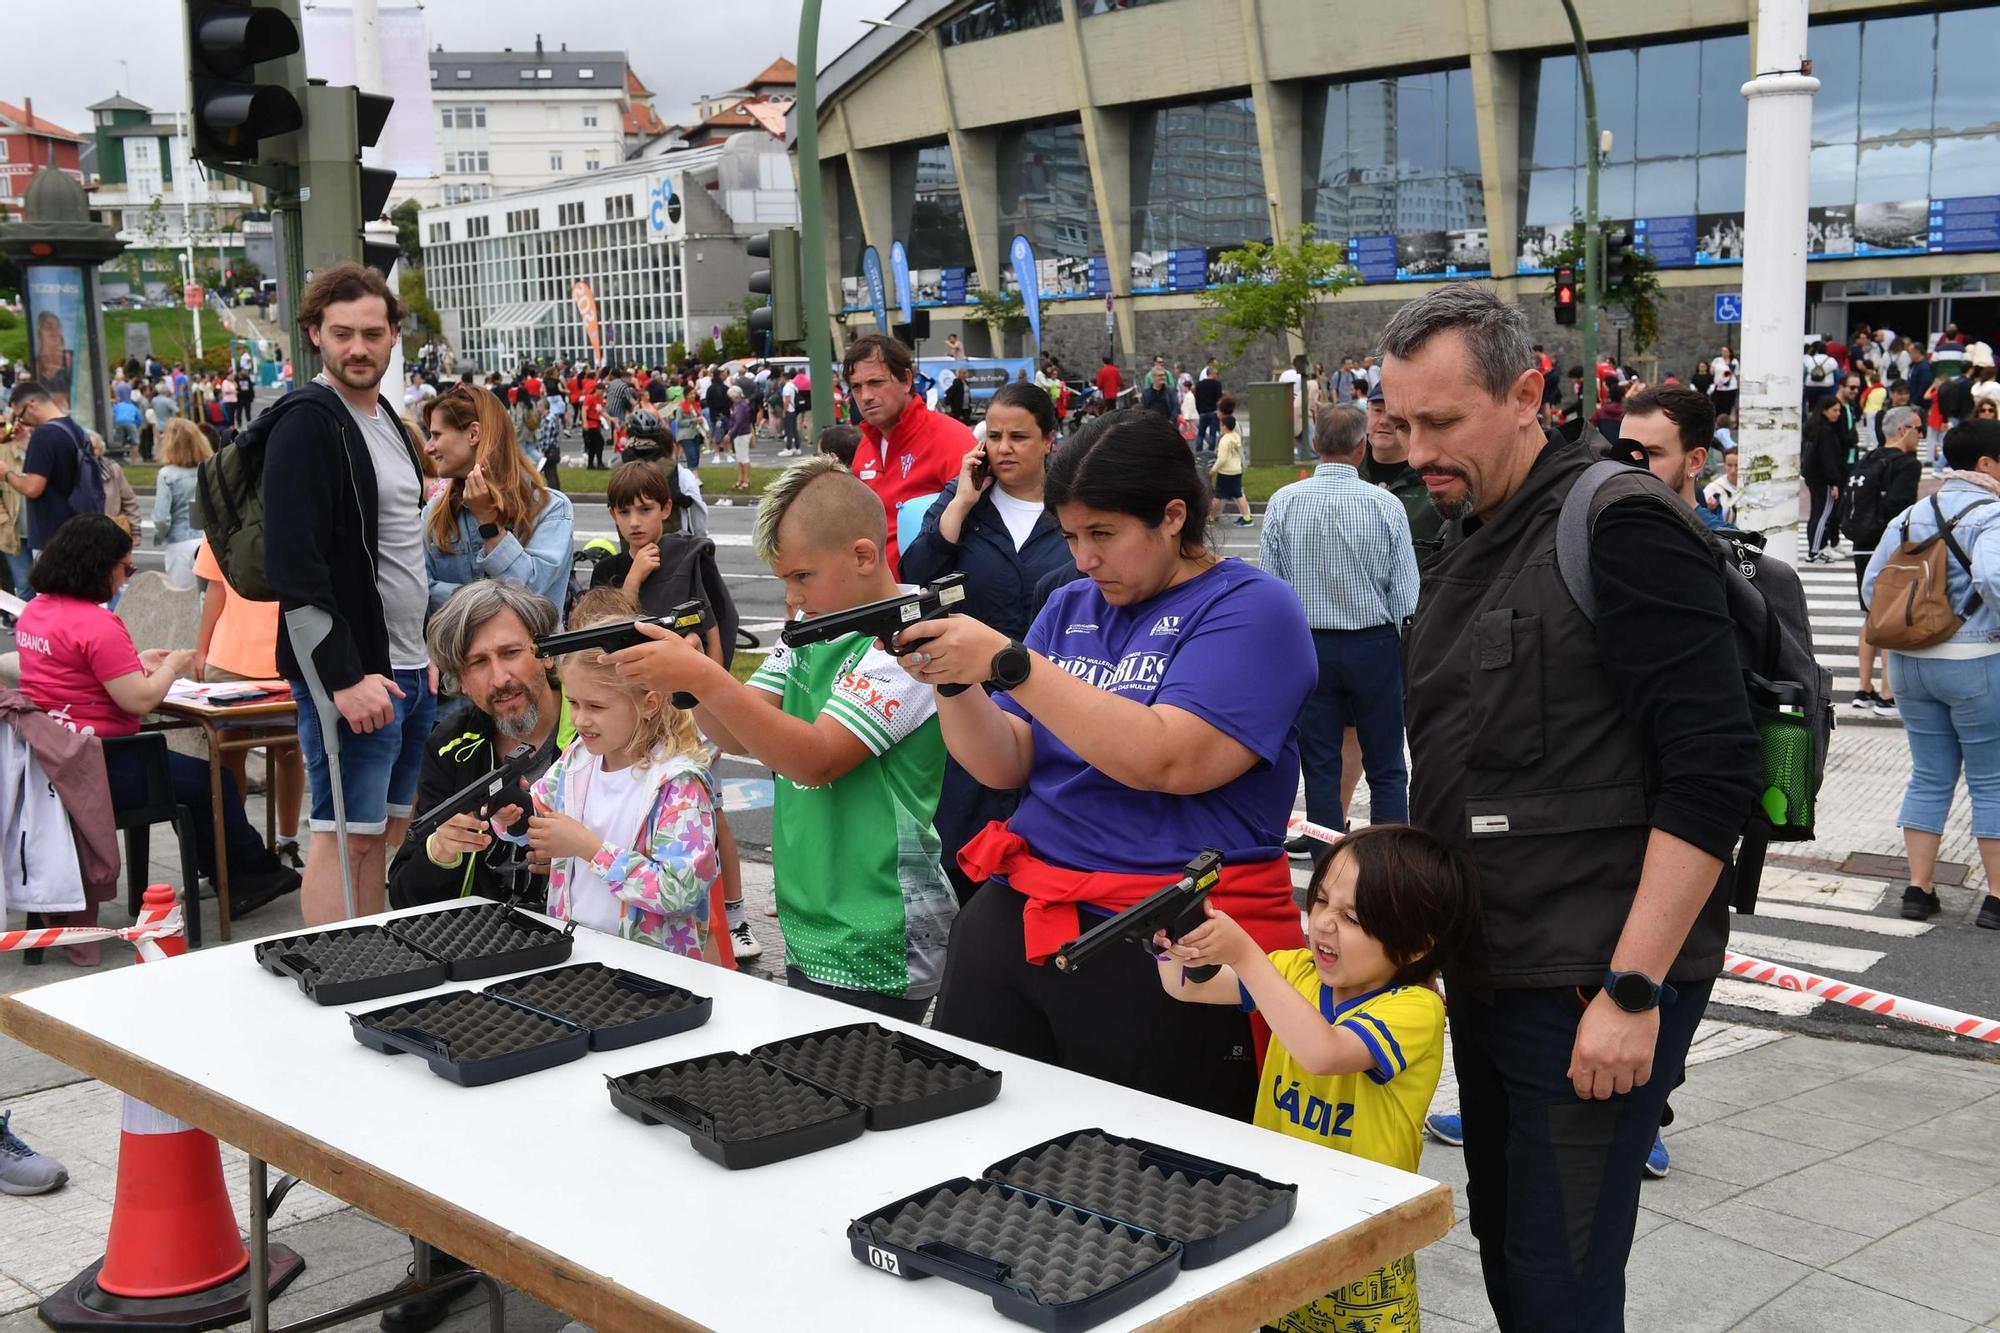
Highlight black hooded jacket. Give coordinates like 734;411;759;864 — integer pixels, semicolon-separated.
251;381;424;692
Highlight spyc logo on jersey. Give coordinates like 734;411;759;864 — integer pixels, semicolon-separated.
1149;615;1183;637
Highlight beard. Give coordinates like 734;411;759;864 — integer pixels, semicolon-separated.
326;354;387;392
489;694;542;739
1423;469;1479;519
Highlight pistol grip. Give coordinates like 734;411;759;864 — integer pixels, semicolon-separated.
1183;964;1221;983
937;682;970;697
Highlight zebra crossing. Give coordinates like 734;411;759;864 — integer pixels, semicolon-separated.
1797;557;1895;722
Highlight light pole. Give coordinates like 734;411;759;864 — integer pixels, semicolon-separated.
1558;0;1601;417
795;0;835;428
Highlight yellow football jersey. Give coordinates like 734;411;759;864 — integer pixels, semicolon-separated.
1247;950;1445;1333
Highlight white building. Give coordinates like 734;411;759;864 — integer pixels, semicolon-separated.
83;94;257;255
419;135;796;372
400;36;668;208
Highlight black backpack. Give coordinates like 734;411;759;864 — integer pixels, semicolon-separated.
50;419;104;521
1840;446;1908;551
1938;375;1975;424
1557;460;1833;915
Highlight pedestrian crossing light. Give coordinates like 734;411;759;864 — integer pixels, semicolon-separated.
1602;228;1635;299
1554;264;1578;326
747;228;804;357
186;0;303;166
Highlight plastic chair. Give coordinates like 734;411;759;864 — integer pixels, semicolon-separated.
103;731;204;950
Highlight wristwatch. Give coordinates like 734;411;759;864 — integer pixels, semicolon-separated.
1602;969;1676;1013
987;638;1032;690
477;521;502;540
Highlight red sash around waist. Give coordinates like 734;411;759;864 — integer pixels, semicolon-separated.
958;820;1306;964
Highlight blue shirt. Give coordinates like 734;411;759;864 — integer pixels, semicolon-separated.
422;488;576;618
998;559;1315;875
1863;478;2000;650
1259;462;1419;631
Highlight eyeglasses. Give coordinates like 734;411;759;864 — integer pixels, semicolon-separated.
118;559;136;578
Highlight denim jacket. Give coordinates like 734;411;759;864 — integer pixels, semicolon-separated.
422;488;576;616
152;465;202;545
1862;477;2000;650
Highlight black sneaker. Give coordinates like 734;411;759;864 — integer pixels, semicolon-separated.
1285;834;1314;861
1978;897;2000;931
1901;884;1942;921
380;1254;475;1333
1850;690;1878;710
228;863;302;920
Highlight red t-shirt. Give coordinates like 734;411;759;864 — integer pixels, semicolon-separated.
852;396;974;576
580;392;603;430
15;594;145;739
1094;364;1122;402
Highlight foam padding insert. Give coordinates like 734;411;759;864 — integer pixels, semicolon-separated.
357;991;579;1061
984;1130;1294;1263
485;963;710;1048
866;1178;1178;1307
752;1023;1000;1128
384;902;568;964
619;1052;853;1140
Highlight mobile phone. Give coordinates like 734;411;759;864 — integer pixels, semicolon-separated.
971;450;991;487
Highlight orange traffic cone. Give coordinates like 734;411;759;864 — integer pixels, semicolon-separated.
40;885;306;1332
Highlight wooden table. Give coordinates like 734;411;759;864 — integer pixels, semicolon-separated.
150;685;298;943
0;902;1454;1333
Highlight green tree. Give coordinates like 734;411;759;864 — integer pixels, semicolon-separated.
694;336;719;364
720;319;751;361
1196;225;1354;362
970;288;1029;336
391;198;422;263
400;266;443;352
229;256;263;289
1542;223;1663;354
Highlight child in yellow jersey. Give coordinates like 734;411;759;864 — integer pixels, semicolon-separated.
1153;824;1478;1333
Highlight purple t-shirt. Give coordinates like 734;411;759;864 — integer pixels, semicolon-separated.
998;559;1314;876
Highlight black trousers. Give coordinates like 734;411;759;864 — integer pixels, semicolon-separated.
932;881;1258;1119
1806;480;1838;555
582;427;605;469
1452;980;1711;1332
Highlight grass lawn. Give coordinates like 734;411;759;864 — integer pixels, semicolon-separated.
728;652;767;684
1;308;235;373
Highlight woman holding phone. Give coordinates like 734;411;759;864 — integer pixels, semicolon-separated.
900;382;1077;902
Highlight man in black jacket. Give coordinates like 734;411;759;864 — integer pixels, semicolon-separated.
388;581;571;908
260;263;433;926
1384;286;1761;1332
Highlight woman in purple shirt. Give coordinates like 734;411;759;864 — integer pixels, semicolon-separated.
897;412;1317;1117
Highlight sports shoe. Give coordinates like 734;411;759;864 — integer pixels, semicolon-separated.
1423;1113;1463;1147
1232;516;1255;527
1901;884;1941;921
1873;698;1901;719
1284;834;1314;861
729;918;763;961
1850;690;1878;710
1978;896;2000;931
1644;1132;1670;1179
0;1112;68;1196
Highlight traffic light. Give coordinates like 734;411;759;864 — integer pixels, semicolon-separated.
298;83;399;279
1602;228;1635;298
1554;264;1577;325
747;228;803;356
186;0;303;166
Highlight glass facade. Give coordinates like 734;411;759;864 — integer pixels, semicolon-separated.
1129;95;1267;260
1304;67;1486;275
1808;8;2000;213
938;0;1063;48
894;141;975;272
998;119;1100;296
426;209;684;371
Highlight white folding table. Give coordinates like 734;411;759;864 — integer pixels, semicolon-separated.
0;900;1452;1332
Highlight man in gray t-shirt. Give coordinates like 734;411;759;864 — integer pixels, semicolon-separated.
331;388;429;672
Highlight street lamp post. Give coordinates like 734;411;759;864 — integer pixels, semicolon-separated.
795;0;835;431
1559;0;1601;418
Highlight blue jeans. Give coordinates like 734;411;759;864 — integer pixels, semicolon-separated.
104;745;275;882
288;667;436;836
680;436;701;470
1887;651;2000;839
1299;625;1408;838
4;548;32;600
1453;979;1712;1332
1197;410;1220;451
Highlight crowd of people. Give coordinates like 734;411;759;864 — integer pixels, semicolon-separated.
8;264;2000;1333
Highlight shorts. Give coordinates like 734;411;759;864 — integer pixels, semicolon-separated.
288;667;436;836
1213;471;1244;500
733;434;751;464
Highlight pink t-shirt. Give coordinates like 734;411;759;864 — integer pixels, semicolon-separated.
15;594;144;738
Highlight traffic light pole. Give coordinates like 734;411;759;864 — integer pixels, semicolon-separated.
794;0;835;425
1560;0;1601;418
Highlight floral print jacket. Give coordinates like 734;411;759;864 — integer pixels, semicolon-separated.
527;741;718;957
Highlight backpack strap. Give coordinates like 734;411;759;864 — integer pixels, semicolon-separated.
1935;495;1996;619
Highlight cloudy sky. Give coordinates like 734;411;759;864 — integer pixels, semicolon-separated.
7;0;892;139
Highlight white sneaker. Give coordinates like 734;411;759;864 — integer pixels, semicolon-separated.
729;918;763;961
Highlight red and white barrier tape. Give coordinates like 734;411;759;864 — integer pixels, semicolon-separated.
1284;815;1346;848
0;905;185;964
1722;950;2000;1045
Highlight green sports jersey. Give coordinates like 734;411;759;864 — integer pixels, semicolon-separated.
747;633;956;999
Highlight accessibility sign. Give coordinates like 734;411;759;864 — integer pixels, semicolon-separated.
1714;293;1743;324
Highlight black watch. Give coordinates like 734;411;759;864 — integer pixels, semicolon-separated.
477;521;502;540
1602;969;1676;1013
987;638;1032;690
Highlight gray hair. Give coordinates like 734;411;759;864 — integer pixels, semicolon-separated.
1881;405;1921;439
1374;285;1535;401
1314;403;1368;459
426;579;559;694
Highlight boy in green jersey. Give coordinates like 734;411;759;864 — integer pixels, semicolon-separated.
606;456;955;1019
